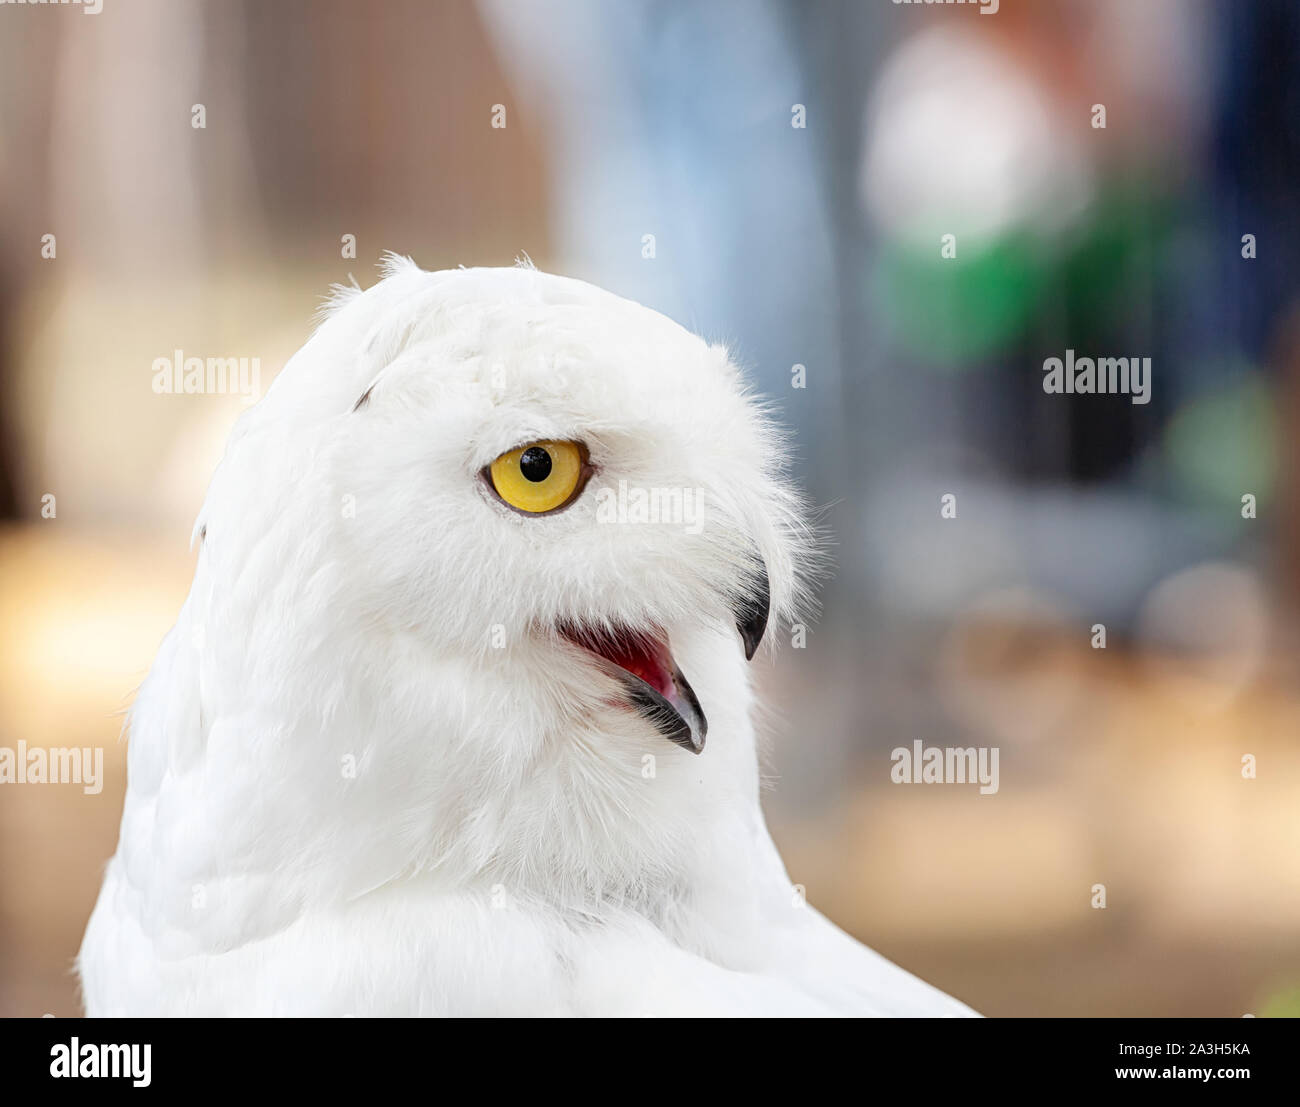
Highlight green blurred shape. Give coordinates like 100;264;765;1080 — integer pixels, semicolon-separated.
874;232;1045;367
873;180;1177;370
1164;373;1277;508
1258;984;1300;1018
1058;180;1178;337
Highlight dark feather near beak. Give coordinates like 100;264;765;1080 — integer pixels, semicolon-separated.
734;559;770;661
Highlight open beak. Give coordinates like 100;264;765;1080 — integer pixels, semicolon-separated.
614;653;709;754
560;557;770;756
560;625;708;753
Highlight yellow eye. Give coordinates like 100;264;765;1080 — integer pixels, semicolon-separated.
487;440;586;514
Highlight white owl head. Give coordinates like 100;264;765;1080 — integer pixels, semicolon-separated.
183;256;817;901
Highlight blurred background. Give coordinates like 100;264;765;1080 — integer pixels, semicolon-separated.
1;0;1298;1017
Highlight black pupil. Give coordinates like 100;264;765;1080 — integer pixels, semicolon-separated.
519;447;553;483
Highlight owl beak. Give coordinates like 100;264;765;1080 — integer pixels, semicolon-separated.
616;662;708;755
559;625;708;754
734;558;770;661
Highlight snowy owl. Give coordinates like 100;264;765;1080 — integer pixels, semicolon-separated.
79;257;976;1017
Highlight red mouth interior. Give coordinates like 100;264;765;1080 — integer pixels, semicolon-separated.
561;624;674;699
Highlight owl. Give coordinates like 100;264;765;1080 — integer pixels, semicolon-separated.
79;256;975;1017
